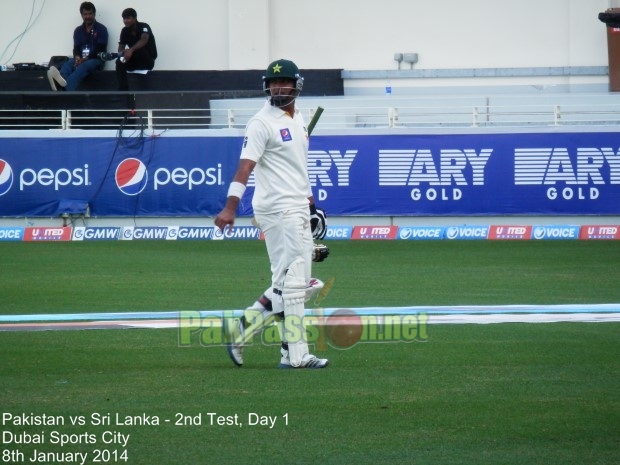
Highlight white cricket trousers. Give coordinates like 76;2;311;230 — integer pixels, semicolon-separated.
254;207;313;294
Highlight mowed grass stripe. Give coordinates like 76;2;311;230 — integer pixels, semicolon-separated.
1;240;619;315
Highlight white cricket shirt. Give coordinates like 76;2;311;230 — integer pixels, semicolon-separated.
240;100;312;215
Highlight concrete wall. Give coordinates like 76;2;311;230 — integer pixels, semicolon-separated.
0;0;613;72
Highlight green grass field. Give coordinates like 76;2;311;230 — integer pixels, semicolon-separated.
1;241;619;464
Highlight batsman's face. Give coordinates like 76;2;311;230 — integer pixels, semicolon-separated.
268;78;298;108
268;78;296;96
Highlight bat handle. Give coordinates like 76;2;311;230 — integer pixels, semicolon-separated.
307;106;324;136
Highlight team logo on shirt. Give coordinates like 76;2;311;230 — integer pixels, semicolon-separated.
280;128;292;142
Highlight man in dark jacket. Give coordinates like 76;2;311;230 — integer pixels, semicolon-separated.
47;2;108;91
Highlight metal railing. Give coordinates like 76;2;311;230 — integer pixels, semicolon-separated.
1;102;620;130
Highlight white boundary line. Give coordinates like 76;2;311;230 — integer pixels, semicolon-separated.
2;303;620;323
1;305;620;331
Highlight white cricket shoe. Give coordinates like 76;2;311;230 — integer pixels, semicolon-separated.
278;350;329;369
223;317;244;367
305;278;324;302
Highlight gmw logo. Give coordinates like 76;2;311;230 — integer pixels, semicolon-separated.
115;158;223;196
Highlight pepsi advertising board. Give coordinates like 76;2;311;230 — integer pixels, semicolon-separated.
0;132;619;217
0;136;237;217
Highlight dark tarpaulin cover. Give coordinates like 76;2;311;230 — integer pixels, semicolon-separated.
599;12;620;28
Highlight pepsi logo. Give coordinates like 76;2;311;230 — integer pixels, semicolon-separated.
212;227;224;240
115;158;148;195
0;159;14;196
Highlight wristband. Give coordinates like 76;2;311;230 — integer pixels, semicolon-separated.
227;181;246;199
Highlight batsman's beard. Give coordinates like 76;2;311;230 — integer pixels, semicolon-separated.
269;87;298;108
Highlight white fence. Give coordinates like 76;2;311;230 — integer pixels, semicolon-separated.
2;96;620;131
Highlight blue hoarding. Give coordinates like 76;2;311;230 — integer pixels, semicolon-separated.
0;132;618;217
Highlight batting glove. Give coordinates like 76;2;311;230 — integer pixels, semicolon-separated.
310;204;327;240
312;244;330;262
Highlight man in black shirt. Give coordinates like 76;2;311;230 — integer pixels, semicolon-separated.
115;8;157;91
